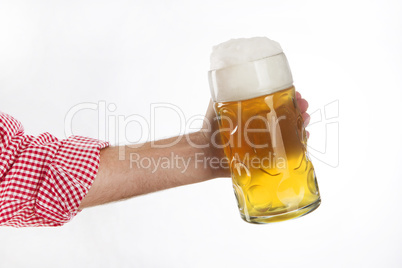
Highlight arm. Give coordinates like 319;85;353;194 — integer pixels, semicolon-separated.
79;131;228;209
79;92;310;209
79;99;229;209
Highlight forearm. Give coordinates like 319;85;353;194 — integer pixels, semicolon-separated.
79;131;228;209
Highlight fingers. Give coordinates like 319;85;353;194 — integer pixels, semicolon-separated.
302;112;310;127
295;91;309;114
297;91;311;139
296;91;302;100
304;113;310;139
298;98;309;114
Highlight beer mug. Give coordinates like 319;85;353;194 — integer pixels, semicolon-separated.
208;52;320;224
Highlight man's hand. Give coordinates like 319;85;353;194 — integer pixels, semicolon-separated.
79;91;311;209
296;91;311;138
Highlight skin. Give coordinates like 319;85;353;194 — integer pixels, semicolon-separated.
79;93;311;209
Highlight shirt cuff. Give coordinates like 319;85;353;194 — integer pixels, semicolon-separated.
34;136;109;226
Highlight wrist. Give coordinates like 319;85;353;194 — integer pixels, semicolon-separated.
192;130;230;179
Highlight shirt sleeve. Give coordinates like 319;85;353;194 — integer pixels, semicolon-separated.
0;112;109;227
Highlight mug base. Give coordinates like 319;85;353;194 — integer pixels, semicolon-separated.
240;198;321;224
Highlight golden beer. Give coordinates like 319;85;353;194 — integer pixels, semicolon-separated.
208;38;320;223
214;86;320;223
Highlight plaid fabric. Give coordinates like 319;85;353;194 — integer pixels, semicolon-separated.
0;112;108;227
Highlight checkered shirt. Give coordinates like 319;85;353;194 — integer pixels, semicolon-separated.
0;112;108;227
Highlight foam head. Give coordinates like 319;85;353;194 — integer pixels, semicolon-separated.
208;37;293;102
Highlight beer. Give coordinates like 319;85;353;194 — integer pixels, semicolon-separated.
209;37;320;223
214;86;320;223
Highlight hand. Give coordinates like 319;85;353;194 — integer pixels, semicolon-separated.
295;91;311;138
80;92;312;209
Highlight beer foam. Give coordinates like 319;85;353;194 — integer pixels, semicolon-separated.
210;37;283;70
209;37;293;102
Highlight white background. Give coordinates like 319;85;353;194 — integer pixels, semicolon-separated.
1;0;401;267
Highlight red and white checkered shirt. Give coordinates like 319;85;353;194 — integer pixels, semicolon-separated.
0;112;108;227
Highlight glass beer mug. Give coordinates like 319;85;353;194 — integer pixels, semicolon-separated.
208;50;321;224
